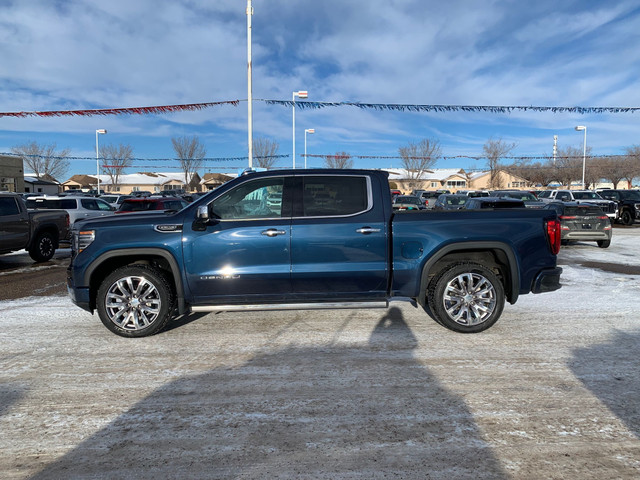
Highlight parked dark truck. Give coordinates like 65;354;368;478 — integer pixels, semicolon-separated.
597;189;640;225
66;169;562;338
0;192;70;262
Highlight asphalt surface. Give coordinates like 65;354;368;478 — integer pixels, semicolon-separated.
1;225;639;479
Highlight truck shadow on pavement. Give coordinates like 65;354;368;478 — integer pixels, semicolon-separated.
569;328;640;438
30;307;507;479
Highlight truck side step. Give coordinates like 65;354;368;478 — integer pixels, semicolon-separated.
191;301;389;313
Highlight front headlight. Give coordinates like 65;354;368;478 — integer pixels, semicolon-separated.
74;230;95;253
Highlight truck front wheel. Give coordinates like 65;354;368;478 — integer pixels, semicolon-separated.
620;209;634;226
427;262;505;333
96;265;175;338
28;231;55;262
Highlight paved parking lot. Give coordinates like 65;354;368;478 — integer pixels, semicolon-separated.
1;227;639;479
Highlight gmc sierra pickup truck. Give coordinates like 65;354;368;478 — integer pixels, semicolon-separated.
66;169;562;338
0;192;70;262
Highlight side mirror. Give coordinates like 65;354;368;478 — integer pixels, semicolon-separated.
196;205;209;220
192;205;215;231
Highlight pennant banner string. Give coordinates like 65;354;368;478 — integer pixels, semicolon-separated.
0;152;288;162
2;99;640;118
263;100;640;114
0;100;241;118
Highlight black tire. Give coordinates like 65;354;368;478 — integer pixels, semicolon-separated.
96;264;175;338
427;262;505;333
28;231;56;262
620;209;634;226
597;239;611;248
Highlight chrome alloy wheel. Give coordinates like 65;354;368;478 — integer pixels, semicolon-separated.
442;272;497;326
104;275;162;331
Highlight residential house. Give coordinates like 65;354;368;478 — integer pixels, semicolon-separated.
62;174;97;192
24;176;60;195
201;173;234;191
387;168;532;194
83;172;202;194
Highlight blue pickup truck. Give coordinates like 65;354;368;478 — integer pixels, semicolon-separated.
67;169;562;337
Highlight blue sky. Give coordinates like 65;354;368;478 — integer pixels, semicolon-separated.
1;0;640;179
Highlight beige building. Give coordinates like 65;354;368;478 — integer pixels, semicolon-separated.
0;155;25;192
62;174;97;191
388;168;532;194
62;172;203;194
201;173;234;191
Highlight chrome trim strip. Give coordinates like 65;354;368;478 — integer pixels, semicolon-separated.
191;301;389;313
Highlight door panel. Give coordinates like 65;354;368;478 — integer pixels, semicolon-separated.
184;220;291;302
290;175;388;299
182;176;292;303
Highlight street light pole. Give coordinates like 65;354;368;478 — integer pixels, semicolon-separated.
292;90;308;169
246;0;253;168
575;126;587;189
304;128;315;169
95;129;107;194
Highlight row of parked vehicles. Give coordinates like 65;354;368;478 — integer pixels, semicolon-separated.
0;191;197;262
391;187;640;249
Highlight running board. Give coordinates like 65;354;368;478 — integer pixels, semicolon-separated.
191;301;389;313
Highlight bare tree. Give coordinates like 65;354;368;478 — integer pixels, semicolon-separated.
623;145;640;188
504;159;553;188
553;146;586;188
11;141;70;180
482;138;516;189
100;143;134;189
172;136;206;190
253;137;279;169
398;138;441;189
324;152;353;169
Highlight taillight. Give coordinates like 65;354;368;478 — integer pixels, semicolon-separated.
559;215;576;220
598;216;608;220
545;219;561;255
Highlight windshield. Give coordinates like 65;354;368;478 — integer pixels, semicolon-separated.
496;192;537;201
395;196;421;205
443;195;468;205
572;192;602;200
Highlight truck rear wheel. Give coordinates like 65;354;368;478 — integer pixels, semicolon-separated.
96;265;175;338
427;262;505;333
28;231;55;262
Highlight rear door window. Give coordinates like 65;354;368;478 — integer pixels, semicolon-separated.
300;176;369;217
0;197;20;216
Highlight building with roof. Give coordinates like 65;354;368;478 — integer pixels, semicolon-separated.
24;176;60;195
201;173;234;191
386;168;532;193
0;154;25;192
62;172;203;194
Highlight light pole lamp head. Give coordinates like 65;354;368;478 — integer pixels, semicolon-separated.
575;125;586;131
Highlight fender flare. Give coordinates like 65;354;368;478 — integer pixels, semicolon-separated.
83;248;187;314
418;241;520;304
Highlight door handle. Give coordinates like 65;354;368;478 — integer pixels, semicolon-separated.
261;229;286;237
356;227;381;234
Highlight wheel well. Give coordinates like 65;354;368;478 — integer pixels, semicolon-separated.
88;254;177;311
420;248;515;304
